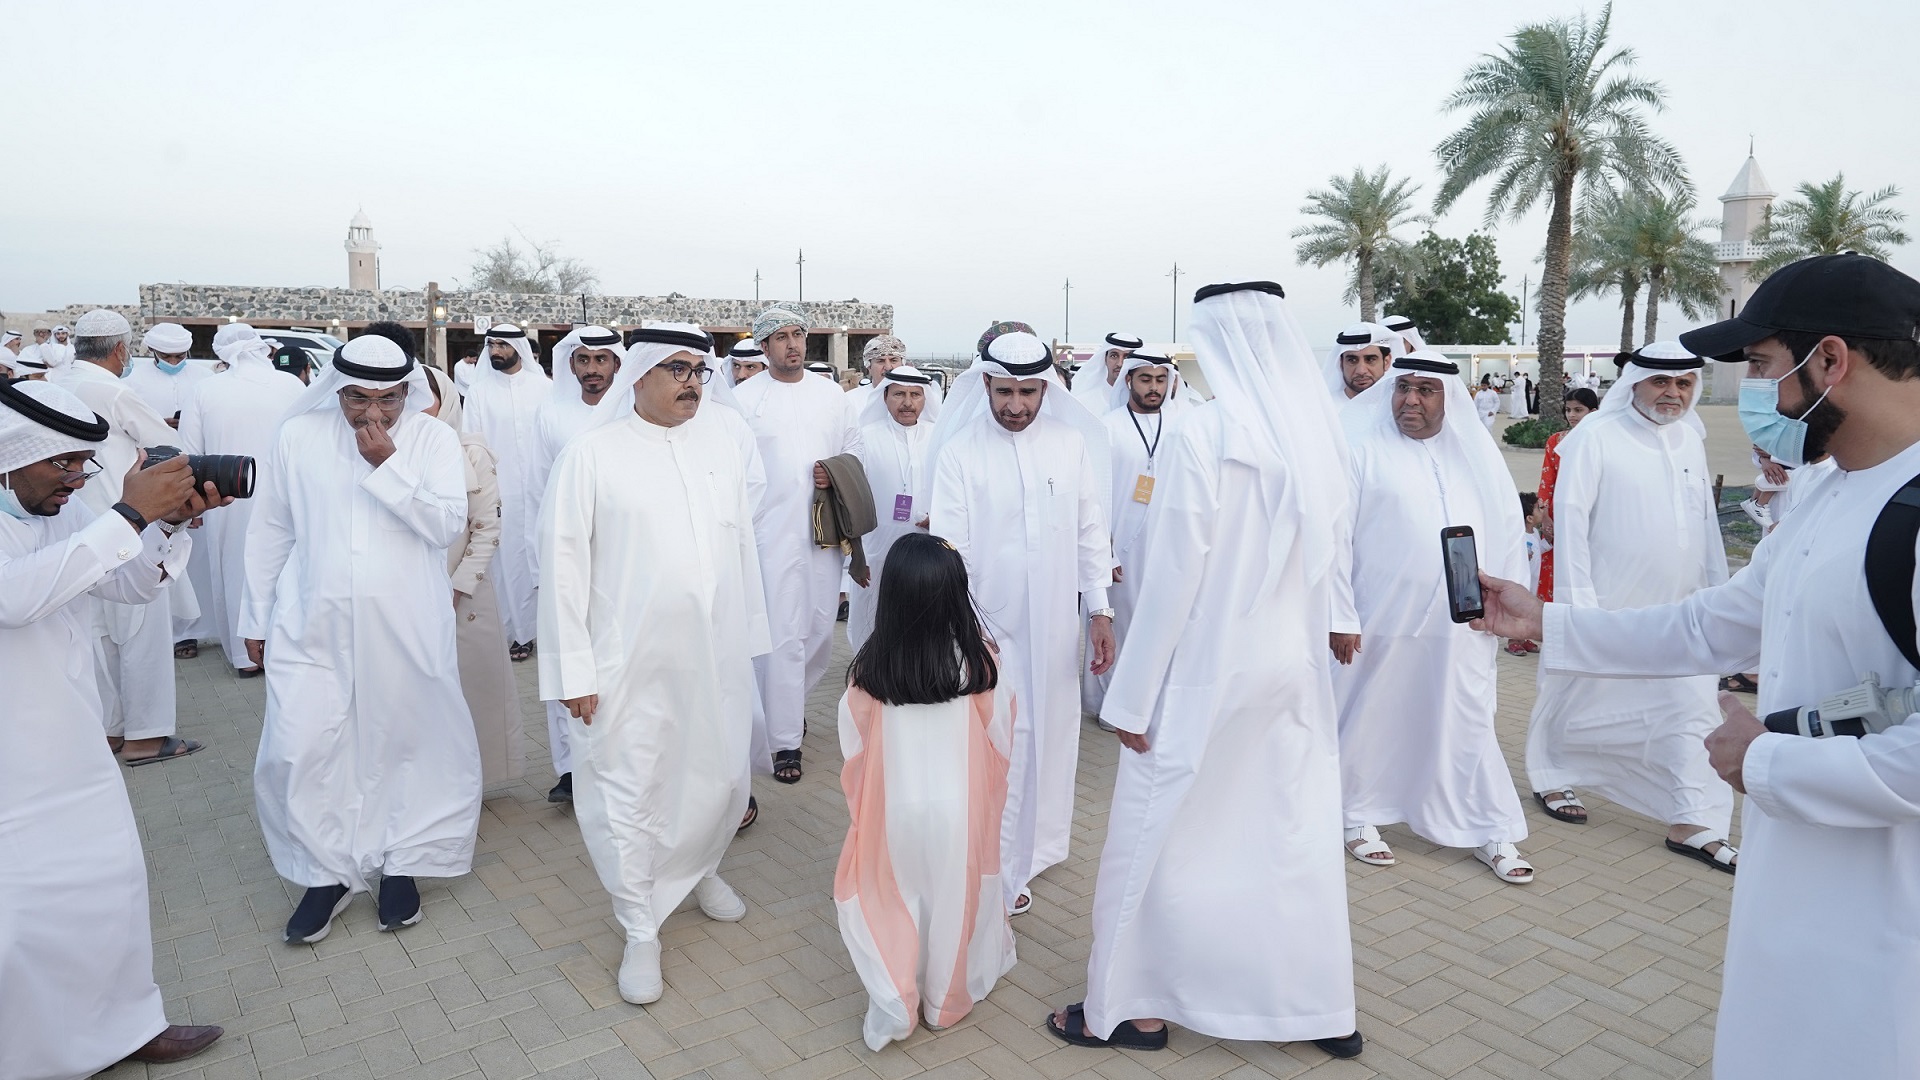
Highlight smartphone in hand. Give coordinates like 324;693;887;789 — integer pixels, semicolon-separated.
1442;526;1484;624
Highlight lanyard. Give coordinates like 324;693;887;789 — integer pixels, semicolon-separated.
1128;408;1163;466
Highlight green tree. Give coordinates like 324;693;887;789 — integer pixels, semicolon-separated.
1291;166;1431;322
1376;233;1521;345
1751;173;1909;278
1634;188;1720;343
1567;187;1644;352
1434;2;1685;426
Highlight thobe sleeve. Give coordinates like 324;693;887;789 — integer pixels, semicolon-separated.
1745;723;1920;829
735;454;773;659
1552;436;1603;608
738;422;768;517
1099;425;1218;735
929;448;973;576
1542;546;1768;679
177;387;207;455
115;388;179;452
537;445;598;700
0;511;159;627
360;426;468;549
839;400;865;460
238;429;297;640
450;443;501;597
1076;441;1112;610
1328;451;1362;635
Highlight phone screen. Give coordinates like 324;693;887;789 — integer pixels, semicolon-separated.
1443;529;1483;621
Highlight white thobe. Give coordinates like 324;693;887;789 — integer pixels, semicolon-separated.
461;364;552;643
537;412;769;943
848;417;933;652
1543;438;1920;1080
1085;406;1356;1042
178;360;306;669
1526;410;1733;831
55;361;183;740
1082;406;1170;714
931;414;1110;904
735;373;863;755
1334;430;1529;847
0;504;187;1080
1071;368;1115;416
1507;380;1531;417
1474;389;1501;430
240;411;480;890
531;400;590;777
124;358;218;639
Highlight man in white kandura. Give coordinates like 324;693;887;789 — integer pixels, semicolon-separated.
242;335;480;945
0;379;230;1077
1525;341;1738;872
53;310;205;766
1380;314;1427;356
1081;351;1184;719
723;337;767;385
845;334;907;418
1071;331;1143;414
1046;280;1362;1060
1321;322;1398;401
928;328;1114;917
539;324;769;1005
461;322;551;662
1473;376;1501;431
178;324;306;675
124;322;215;430
734;307;862;785
1478;254;1920;1080
1334;350;1533;883
848;362;941;651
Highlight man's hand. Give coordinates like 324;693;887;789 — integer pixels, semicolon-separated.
1539;512;1554;543
812;462;830;489
1112;566;1124;584
1116;728;1150;754
1708;692;1768;794
1469;572;1544;640
356;419;397;468
564;694;600;725
163;480;235;525
120;452;197;524
1088;615;1116;675
1329;633;1361;665
853;567;871;588
245;639;265;667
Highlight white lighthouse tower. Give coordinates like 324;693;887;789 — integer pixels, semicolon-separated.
346;209;381;291
1706;152;1776;400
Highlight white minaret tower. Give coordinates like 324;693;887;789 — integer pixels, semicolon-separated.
346;209;380;290
1705;150;1777;400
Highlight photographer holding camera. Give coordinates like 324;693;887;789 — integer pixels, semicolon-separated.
0;378;232;1076
1475;254;1920;1080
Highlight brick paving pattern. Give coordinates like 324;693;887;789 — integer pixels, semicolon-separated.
123;631;1734;1080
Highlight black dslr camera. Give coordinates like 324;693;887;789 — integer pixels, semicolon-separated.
141;445;255;500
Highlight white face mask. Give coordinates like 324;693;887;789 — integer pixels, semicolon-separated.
0;474;32;521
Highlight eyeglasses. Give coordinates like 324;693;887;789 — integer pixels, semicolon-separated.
1392;381;1444;399
339;388;409;411
47;456;103;482
661;361;714;385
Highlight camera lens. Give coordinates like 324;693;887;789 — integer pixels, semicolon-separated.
188;454;255;500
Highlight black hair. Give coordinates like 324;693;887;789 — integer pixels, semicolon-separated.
1519;491;1538;516
1565;387;1600;411
1612;350;1633;373
847;532;998;705
361;321;418;360
1770;329;1920;383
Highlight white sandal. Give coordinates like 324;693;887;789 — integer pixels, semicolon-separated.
1009;888;1033;917
1666;832;1738;875
1344;826;1396;866
1475;842;1535;884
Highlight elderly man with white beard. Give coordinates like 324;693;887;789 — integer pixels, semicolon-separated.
462;322;551;663
1333;351;1534;884
848;363;941;651
53;310;206;765
0;378;231;1078
928;328;1114;917
1524;341;1738;871
735;307;863;785
539;325;770;1004
241;335;480;944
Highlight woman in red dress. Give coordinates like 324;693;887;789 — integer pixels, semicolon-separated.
1534;387;1599;603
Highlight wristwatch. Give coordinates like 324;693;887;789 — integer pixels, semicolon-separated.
1090;607;1116;620
111;502;148;534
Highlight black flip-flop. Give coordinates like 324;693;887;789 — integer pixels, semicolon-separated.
1045;1003;1167;1051
236;666;264;679
121;736;205;767
737;796;758;831
1533;790;1589;824
772;750;802;785
173;640;198;659
1719;674;1759;694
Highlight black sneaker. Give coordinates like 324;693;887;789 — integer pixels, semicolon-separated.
285;884;351;944
548;772;573;803
1313;1031;1364;1059
378;875;422;931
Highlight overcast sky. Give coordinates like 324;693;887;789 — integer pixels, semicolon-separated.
6;0;1916;354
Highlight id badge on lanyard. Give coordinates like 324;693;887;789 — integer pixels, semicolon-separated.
1130;409;1162;504
893;494;913;522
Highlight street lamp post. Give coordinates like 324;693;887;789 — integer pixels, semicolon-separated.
796;249;805;303
1063;278;1072;341
1520;274;1529;346
1166;262;1182;343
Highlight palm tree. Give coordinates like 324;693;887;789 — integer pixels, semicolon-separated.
1567;187;1644;352
1434;2;1685;426
1633;189;1721;343
1292;166;1431;322
1750;173;1909;278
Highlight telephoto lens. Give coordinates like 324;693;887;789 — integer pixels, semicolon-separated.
142;445;256;500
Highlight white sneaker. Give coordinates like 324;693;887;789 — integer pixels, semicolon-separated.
618;939;663;1004
694;875;746;922
1740;498;1771;528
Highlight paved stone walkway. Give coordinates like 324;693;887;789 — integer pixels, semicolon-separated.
124;634;1735;1080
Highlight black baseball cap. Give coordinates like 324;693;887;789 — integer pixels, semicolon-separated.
270;342;312;375
1679;253;1920;361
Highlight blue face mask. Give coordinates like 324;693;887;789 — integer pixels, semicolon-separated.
156;358;188;375
0;477;31;521
1738;345;1833;468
